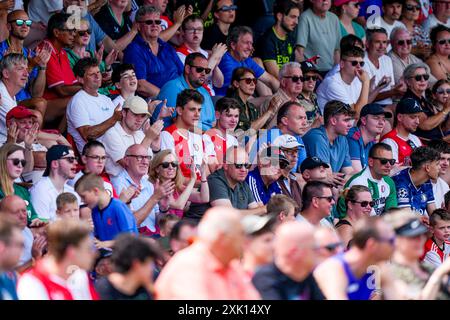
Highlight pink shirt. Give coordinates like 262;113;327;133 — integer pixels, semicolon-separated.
155;242;261;300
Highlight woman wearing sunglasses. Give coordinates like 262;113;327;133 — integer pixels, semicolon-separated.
335;0;366;42
399;0;431;57
148;150;209;218
336;185;374;248
431;80;450;138
0;143;42;226
426;25;450;82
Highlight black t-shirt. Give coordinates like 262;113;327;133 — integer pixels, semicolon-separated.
256;27;296;69
94;4;132;41
201;23;227;50
252;263;325;300
95;277;153;300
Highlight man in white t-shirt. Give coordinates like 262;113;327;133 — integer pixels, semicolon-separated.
67;57;122;154
316;46;370;117
369;0;406;42
422;0;450;35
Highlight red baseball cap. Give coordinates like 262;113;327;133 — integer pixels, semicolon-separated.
334;0;363;7
6;106;36;122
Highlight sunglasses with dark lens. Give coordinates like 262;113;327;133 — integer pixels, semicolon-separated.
438;38;450;45
316;196;334;203
218;4;238;11
8;158;27;167
9;19;32;27
234;163;252;169
412;74;430;81
303;75;318;81
397;39;413;46
405;4;421;11
436;88;450;94
352;2;361;7
240;77;258;85
60;156;78;163
160;161;178;169
351;200;376;208
190;65;212;74
284;75;304;82
321;242;344;252
371;156;396;165
77;30;92;36
346;59;365;67
141;19;162;25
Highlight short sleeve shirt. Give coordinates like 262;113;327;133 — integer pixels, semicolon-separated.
94;4;132;40
84;13;107;52
246;168;282;205
256;27;296;69
346;126;375;168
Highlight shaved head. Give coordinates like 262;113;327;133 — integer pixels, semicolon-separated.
0;195;28;229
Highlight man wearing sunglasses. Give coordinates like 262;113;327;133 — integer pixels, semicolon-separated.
297;181;335;228
155;52;216;131
30;145;81;222
423;0;450;35
299;61;323;128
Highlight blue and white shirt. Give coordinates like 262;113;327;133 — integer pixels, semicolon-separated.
246;168;282;205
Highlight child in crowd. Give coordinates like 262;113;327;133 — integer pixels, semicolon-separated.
56;193;80;220
422;209;450;268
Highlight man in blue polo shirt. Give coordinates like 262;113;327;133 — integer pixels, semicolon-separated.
153;52;215;130
246;146;289;205
392;146;440;218
347;103;391;172
123;5;183;98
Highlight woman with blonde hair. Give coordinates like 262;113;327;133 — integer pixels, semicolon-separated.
148;150;209;218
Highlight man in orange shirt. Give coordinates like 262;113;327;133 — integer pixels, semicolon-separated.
154;206;261;300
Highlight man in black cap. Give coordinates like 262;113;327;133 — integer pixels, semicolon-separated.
381;97;423;167
299;60;322;128
347;103;392;172
29;145;81;222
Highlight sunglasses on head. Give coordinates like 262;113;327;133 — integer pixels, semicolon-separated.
189;65;211;74
8;19;32;27
436;88;450;94
8;158;26;167
405;4;421;11
60;156;78;163
371;156;396;165
345;59;365;67
411;73;429;81
316;195;334;203
397;39;413;46
234;163;252;169
217;4;238;11
438;38;450;45
284;75;304;83
351;200;375;208
240;77;257;85
303;75;318;81
160;161;178;169
141;19;162;25
77;29;92;36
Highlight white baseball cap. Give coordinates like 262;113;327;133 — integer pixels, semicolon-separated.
272;134;301;149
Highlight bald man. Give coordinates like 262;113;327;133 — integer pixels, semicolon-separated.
154;206;261;299
252;221;325;300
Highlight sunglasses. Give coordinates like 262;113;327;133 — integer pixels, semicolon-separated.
397;39;413;46
126;154;151;161
371;156;396;165
240;77;258;85
316;196;334;203
60;28;76;33
345;59;365;67
405;4;421;11
8;158;27;167
8;19;32;27
303;75;318;81
85;155;107;162
411;73;429;81
321;242;344;252
332;102;353;116
436;88;450;94
141;19;162;25
351;2;361;7
217;5;238;11
284;75;304;83
160;161;178;169
438;39;450;45
234;163;252;169
60;156;78;163
351;200;376;208
77;29;92;36
190;65;211;74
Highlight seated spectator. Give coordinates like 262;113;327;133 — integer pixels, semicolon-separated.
295;0;341;74
30;145;81;222
422;0;450;36
216;26;279;96
110;63;138;106
207;146;266;215
314;227;344;265
156;213;180;254
314;216;396;300
325;34;365;78
155;207;261;299
252;221;325;300
421;209;450;268
168;219;198;254
426;25;450;81
392;146;440;217
335;0;366;41
255;0;300;77
155;52;216;130
111;144;174;236
337;143;398;217
427;140;450;208
55;192;80;220
75;173;138;249
316;46;369;117
95;233;159;300
123;5;183;98
0;216;22;300
67;57;121;154
297;181;334;228
336;185;374;248
347;103;391;172
94;0;134;41
241;214;275;277
17;219;97;300
430;79;450;142
300;156;330;186
260;62;304;128
375;0;406;41
246;146;288;205
148;149;210;220
176;14;226;95
201;0;236;51
100;96;167;177
303;100;355;181
388;27;425;85
266;193;299;223
381;98;423;166
299;61;322;129
161;89;216;180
